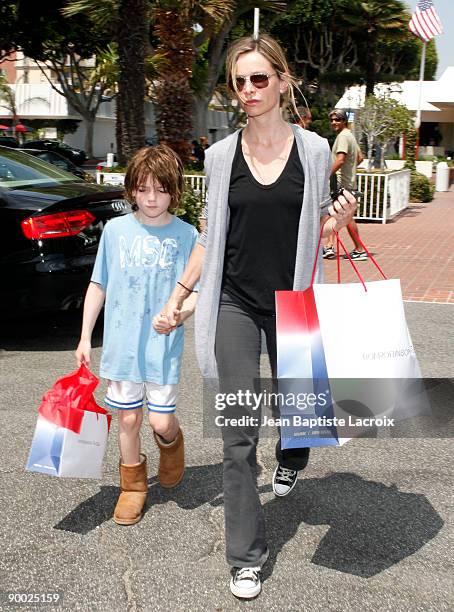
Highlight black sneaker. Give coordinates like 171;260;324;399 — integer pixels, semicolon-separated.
272;464;298;497
323;246;336;259
345;249;368;261
230;549;269;599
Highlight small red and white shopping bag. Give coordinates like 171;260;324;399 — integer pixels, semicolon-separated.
26;364;111;478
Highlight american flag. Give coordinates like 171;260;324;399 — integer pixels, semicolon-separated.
409;0;443;42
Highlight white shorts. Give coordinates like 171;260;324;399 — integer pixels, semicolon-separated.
105;380;178;413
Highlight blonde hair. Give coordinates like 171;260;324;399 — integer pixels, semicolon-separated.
124;145;184;212
226;33;301;119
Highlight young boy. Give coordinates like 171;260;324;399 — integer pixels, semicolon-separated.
75;145;198;525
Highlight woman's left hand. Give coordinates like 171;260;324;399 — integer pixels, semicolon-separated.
152;312;177;335
327;189;357;232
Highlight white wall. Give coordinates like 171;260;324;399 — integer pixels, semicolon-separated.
65;118;116;158
65;101;156;158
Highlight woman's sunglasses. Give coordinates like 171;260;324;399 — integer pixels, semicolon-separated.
229;72;277;92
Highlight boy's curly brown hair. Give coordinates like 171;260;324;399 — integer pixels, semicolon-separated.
124;145;185;212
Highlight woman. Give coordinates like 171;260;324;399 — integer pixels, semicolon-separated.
159;33;356;599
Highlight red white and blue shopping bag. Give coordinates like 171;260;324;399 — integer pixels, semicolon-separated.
26;364;111;478
276;227;422;449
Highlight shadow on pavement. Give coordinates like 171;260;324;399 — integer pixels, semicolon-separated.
55;466;443;580
388;204;426;221
262;471;444;579
54;463;224;535
0;310;103;352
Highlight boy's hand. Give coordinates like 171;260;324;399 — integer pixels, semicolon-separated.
152;312;179;335
75;339;92;367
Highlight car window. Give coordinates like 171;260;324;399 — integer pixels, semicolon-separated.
36;151;52;162
0;148;81;187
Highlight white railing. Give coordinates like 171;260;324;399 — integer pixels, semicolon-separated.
356;170;410;223
184;174;207;203
97;170;410;225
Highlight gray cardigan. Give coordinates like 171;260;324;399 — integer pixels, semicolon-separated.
195;122;331;379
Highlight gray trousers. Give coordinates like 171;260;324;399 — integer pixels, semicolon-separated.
215;293;310;567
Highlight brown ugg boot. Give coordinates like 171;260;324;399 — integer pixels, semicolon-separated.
113;454;148;525
153;428;185;488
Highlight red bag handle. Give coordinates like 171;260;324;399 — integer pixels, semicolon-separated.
337;223;387;282
311;219;387;293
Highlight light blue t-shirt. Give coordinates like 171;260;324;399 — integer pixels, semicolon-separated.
91;213;198;384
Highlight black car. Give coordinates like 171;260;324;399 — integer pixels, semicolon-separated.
0;146;129;317
0;136;19;148
21;148;88;180
21;139;87;165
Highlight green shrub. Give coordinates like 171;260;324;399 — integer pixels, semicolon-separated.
410;171;435;203
175;188;204;230
183;164;205;175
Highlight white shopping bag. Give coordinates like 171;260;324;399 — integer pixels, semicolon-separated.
313;279;420;379
276;230;425;449
26;365;111;478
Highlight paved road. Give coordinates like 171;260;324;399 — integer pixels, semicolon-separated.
0;302;453;611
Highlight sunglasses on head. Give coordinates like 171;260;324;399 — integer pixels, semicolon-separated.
229;72;277;92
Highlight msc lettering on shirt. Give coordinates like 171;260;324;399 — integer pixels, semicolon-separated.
119;235;178;270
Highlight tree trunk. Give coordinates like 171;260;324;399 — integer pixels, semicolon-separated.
84;116;95;159
367;135;374;170
116;92;124;165
380;142;386;169
116;0;148;166
192;97;209;139
190;16;236;140
154;6;194;164
365;36;376;96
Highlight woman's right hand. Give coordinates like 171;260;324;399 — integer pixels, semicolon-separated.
75;339;91;367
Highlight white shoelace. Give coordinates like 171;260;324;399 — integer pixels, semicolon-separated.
276;466;296;483
235;567;260;583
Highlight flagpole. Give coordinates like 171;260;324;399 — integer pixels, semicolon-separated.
253;8;260;40
415;40;427;160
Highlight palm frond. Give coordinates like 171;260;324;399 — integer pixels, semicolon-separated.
62;0;119;29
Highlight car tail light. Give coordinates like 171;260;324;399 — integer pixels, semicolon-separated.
96;164;103;171
21;210;96;240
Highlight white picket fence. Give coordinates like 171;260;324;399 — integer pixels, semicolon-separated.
97;170;410;224
184;174;207;203
357;169;410;223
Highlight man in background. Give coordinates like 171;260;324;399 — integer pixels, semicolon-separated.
324;108;367;261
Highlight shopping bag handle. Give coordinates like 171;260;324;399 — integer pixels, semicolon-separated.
338;223;387;282
312;218;387;292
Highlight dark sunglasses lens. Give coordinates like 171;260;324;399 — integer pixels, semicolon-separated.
250;74;269;88
234;77;246;91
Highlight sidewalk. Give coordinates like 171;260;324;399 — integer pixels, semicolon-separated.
324;186;454;304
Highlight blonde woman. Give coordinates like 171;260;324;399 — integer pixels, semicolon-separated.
157;34;356;599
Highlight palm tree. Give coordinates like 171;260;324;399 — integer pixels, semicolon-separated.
343;0;410;96
64;0;149;164
152;0;235;162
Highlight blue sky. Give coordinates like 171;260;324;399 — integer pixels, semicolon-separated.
406;0;454;77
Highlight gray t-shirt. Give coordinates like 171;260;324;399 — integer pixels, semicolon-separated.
332;128;360;190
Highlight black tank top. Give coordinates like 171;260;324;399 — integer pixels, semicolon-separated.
222;131;305;315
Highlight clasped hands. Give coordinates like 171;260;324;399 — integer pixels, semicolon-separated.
152;305;181;335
